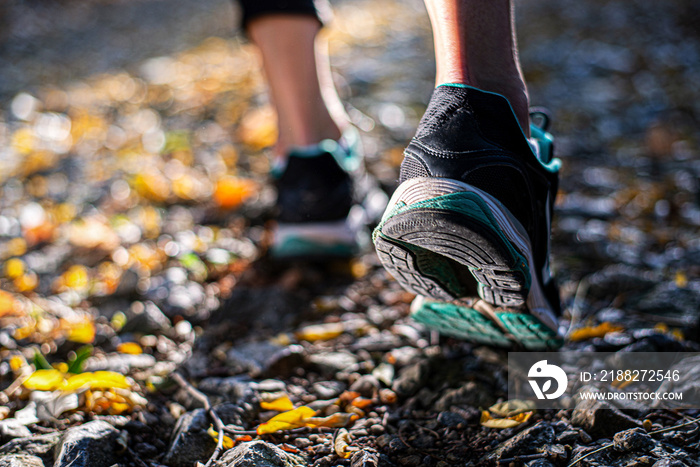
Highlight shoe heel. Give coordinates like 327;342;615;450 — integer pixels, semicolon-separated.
374;178;532;306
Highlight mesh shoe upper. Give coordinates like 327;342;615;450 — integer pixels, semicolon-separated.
275;150;354;223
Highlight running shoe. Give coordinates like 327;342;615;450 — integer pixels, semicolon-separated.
373;84;562;349
270;129;387;259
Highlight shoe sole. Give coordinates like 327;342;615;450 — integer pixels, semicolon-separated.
374;177;560;348
270;206;369;260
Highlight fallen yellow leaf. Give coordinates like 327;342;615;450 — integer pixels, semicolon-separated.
62;317;96;344
256;406;317;435
488;399;536;417
260;395;295;412
480;410;533;429
63;371;130;391
295;323;345;342
23;369;65;391
207;425;235;450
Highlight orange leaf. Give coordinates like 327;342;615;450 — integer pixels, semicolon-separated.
569;322;623;342
256;406;317;435
117;342;143;355
213;177;257;210
0;291;21;317
305;412;359;428
295;323;345;342
351;397;373;409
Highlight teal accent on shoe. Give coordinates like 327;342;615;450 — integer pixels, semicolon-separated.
374;191;531;291
270;237;357;259
270;128;363;179
438;83;561;174
496;312;563;350
411;299;513;347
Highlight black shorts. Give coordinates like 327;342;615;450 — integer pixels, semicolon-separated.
237;0;332;30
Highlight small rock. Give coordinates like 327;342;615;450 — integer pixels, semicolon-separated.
614;428;654;452
312;381;346;399
0;454;45;467
635;282;700;329
652;459;689;467
227;341;290;377
526;461;556;467
83;353;156;373
369;424;385;436
350;449;379;467
398;455;422;467
375;434;393;449
437;411;466;428
121;300;171;334
349;374;380;397
257;379;286;393
386;347;423;368
53;421;121;467
293;438;312;449
392;359;431;397
0;421;32;445
433;381;494;411
308;352;358;376
197;376;257;403
163;405;245;467
214;440;306;467
487;422;555;462
0;432;61;463
571;398;641;438
556;430;580;444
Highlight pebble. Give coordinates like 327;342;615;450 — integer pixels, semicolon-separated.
214;440;305;467
571;398;642;438
54;421;121;467
613;427;654;452
312;381;346;399
349;374;380;397
437;411;466;428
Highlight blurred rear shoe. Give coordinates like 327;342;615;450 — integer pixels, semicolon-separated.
270;129;387;259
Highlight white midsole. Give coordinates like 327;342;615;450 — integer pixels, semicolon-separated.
385;177;559;334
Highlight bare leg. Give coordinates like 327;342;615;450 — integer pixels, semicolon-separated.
247;15;348;156
425;0;530;135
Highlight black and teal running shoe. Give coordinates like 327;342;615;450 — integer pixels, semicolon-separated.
373;84;562;350
270;130;387;259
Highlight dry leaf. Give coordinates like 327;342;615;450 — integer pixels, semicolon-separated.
207;425;235;450
213;176;257;210
256;406;317;435
295;322;345;342
260;395;295;412
488;400;536;417
334;428;353;459
62;317;96;344
117;342;143;355
305;412;359;428
63;371;130;391
569;322;623;342
23;369;65;391
480;410;533;429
